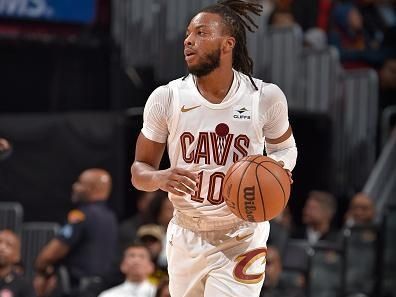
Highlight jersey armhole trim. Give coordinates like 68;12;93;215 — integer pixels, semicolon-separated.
252;80;264;142
167;81;181;144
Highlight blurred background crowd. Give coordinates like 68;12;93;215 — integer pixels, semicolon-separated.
0;0;395;296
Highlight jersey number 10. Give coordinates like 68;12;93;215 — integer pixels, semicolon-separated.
191;171;225;205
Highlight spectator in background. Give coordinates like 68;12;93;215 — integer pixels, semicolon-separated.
154;277;170;297
329;2;377;68
268;0;327;49
141;192;174;270
273;205;293;232
344;192;376;227
268;0;296;28
292;191;339;245
136;224;168;286
328;0;396;69
269;206;293;255
292;0;333;32
354;0;394;48
350;0;396;112
260;246;305;297
34;168;118;297
118;191;157;250
141;191;174;229
98;243;156;297
137;225;165;266
379;56;396;112
0;138;12;162
0;229;35;297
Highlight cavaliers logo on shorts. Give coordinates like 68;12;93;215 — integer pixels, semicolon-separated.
233;247;267;284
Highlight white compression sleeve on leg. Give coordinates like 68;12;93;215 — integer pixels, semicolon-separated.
265;134;297;171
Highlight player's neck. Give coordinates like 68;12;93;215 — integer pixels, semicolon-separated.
195;67;234;104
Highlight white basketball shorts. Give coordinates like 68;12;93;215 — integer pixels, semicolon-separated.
166;216;270;297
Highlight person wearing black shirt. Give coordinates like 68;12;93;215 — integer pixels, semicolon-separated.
291;191;339;245
0;229;35;297
34;169;118;297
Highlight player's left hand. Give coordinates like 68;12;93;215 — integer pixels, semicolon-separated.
277;160;293;184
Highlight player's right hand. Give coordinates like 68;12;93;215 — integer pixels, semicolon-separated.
276;160;293;184
155;168;199;196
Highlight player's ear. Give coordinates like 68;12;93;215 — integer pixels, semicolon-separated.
222;36;235;54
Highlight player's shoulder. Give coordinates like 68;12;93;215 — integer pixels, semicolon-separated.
236;70;283;95
260;82;285;95
150;76;192;98
236;71;273;94
168;75;194;90
150;84;171;98
259;82;287;106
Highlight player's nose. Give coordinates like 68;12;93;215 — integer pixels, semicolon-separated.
184;34;194;47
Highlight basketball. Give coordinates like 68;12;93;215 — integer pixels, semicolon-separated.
222;155;291;222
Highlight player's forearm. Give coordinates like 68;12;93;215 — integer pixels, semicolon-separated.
131;161;162;192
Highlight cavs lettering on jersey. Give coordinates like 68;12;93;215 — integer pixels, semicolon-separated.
142;69;290;222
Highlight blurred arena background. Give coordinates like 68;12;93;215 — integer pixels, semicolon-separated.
0;0;395;297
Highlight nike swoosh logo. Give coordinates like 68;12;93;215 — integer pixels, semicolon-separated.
236;233;254;242
181;105;201;112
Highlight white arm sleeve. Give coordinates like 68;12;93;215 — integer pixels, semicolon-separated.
141;85;172;143
260;84;298;171
265;135;297;171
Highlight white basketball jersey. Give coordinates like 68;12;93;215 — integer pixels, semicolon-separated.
166;71;265;221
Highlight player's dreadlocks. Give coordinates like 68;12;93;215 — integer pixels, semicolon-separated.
189;0;263;90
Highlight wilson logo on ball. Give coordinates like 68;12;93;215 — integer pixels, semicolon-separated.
244;186;256;222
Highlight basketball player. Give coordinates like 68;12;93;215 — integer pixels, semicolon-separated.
131;1;297;296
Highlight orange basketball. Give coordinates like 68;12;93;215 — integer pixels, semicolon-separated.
222;155;291;222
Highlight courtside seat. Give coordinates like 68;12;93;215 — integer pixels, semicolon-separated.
21;222;60;281
0;201;23;235
344;225;378;296
309;242;343;297
381;206;396;296
268;221;290;256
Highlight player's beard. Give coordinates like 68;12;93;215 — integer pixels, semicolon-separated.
187;47;221;77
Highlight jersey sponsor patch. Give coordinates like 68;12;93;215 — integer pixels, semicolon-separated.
233;105;252;121
67;209;85;224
